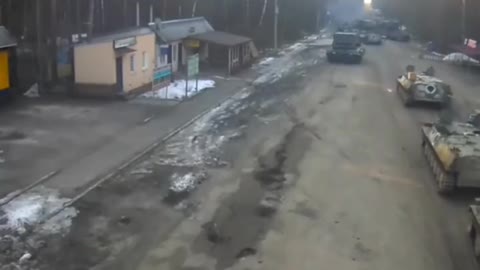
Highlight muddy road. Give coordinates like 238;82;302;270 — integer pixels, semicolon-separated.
2;37;480;270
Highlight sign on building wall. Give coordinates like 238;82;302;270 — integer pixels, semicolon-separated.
152;64;172;90
185;39;200;48
114;37;137;49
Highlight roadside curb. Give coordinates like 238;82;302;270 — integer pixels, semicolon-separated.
40;84;252;225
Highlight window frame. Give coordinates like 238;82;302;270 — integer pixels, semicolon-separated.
130;53;135;72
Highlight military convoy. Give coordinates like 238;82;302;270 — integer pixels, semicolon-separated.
392;64;480;263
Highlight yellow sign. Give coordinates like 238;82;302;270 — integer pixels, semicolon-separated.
0;51;10;91
185;39;200;48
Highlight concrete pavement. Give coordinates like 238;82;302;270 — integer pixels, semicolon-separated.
43;76;253;197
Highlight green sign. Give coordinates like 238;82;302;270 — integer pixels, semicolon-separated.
187;54;199;76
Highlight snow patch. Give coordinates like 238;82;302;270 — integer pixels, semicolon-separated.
259;57;275;66
142;80;216;100
0;187;77;235
24;83;39;98
152;88;252;167
443;53;480;64
169;171;207;194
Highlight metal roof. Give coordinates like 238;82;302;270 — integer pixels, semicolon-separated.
76;27;153;46
151;17;214;43
190;31;251;46
0;26;17;49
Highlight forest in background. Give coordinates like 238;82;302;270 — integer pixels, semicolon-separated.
0;0;327;86
375;0;480;50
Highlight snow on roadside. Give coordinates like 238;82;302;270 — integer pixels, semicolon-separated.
0;187;77;235
141;80;215;100
152;88;252;168
169;171;207;194
443;52;480;64
258;57;275;66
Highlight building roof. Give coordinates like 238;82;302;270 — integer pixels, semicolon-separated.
190;31;251;46
150;17;214;43
0;26;17;49
76;27;153;46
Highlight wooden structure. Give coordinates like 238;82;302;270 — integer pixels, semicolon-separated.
190;31;256;74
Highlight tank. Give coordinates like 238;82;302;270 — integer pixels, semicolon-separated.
421;118;480;194
327;32;365;64
396;66;452;107
468;199;480;262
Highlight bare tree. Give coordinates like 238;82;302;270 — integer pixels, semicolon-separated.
259;0;268;26
192;0;198;17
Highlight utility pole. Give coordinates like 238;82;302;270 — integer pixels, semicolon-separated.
245;0;250;30
274;0;278;49
87;0;95;38
136;1;140;26
461;0;466;41
36;0;44;92
149;3;153;22
50;0;58;82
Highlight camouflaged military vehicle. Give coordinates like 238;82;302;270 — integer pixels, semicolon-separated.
468;199;480;262
422;112;480;194
396;66;452;107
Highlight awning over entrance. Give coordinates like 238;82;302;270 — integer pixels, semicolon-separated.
115;47;136;56
189;31;251;47
0;26;17;49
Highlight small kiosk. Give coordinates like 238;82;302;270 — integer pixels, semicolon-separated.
0;26;17;101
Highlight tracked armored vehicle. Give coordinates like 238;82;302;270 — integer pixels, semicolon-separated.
421;113;480;194
397;66;452;107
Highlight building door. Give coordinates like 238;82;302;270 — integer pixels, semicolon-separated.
115;57;123;92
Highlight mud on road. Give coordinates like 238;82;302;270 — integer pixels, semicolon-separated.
0;43;326;270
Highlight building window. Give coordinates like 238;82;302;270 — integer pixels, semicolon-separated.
130;54;135;72
172;44;177;62
142;52;149;70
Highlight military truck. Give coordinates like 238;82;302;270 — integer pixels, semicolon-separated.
327;32;365;64
421;113;480;194
396;66;452;107
469;199;480;262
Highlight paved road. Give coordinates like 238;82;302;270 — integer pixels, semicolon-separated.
129;40;480;270
13;38;480;270
245;40;480;270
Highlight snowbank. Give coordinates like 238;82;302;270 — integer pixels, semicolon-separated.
259;57;275;66
0;187;78;235
142;79;216;100
443;53;480;64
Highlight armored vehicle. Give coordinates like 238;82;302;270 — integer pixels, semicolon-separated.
327;32;365;64
396;66;452;107
421;113;480;194
469;199;480;262
364;33;382;45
